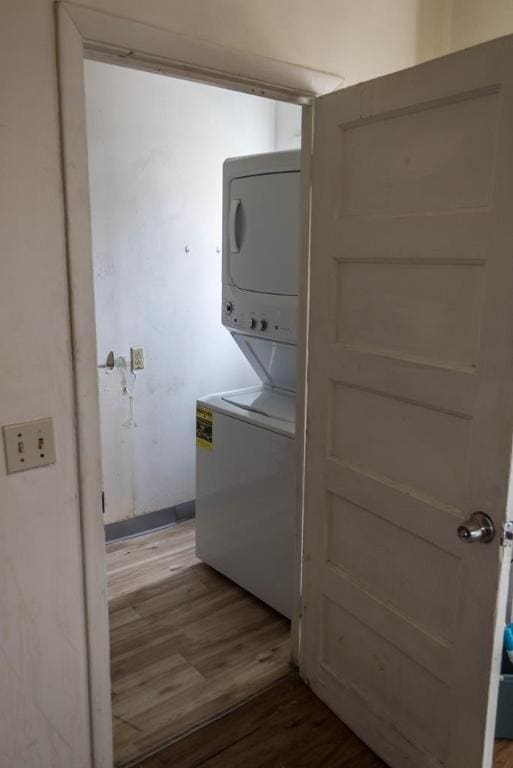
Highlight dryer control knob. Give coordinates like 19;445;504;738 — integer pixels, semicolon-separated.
258;319;268;331
224;301;233;314
249;318;257;329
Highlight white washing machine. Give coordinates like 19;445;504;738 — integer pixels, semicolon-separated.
195;149;300;618
196;385;295;618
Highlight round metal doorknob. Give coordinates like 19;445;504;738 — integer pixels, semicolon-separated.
457;512;495;543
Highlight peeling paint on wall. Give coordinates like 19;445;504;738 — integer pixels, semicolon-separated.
97;358;135;524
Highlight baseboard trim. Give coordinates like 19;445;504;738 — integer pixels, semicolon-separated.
105;500;195;543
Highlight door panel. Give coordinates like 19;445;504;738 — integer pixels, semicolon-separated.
335;260;484;368
339;90;498;217
229;172;300;295
301;36;513;768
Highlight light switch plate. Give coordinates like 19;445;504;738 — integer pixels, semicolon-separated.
3;417;56;474
131;346;144;371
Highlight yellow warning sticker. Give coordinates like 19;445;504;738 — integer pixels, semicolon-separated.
196;406;213;450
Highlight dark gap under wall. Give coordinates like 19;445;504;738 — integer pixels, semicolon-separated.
105;500;195;543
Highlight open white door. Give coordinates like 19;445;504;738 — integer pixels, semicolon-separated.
301;36;513;768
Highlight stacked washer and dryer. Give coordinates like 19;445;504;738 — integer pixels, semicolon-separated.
195;150;300;619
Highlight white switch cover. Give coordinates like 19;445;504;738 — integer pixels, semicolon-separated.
131;346;144;371
3;417;56;474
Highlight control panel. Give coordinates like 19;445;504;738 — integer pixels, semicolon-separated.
222;287;297;345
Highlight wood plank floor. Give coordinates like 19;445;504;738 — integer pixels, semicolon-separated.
106;521;291;767
496;740;513;768
136;674;513;768
107;521;513;768
137;674;387;768
139;676;385;768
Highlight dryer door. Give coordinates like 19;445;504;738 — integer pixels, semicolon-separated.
228;171;300;296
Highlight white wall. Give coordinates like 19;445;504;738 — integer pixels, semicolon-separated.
0;1;449;765
85;61;290;521
274;102;302;150
76;0;450;87
448;0;513;51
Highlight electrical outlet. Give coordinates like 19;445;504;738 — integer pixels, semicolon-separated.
3;417;56;474
131;346;144;371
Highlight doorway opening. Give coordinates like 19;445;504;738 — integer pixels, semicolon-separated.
84;59;302;766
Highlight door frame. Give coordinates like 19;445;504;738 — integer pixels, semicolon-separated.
55;3;341;765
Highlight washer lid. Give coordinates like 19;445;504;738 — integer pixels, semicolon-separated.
222;387;295;423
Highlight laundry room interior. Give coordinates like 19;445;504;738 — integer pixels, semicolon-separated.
84;59;302;766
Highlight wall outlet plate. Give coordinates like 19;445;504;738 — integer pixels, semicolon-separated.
131;346;144;371
3;417;56;474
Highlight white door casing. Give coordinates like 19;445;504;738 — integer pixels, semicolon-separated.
56;3;338;763
301;37;513;768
